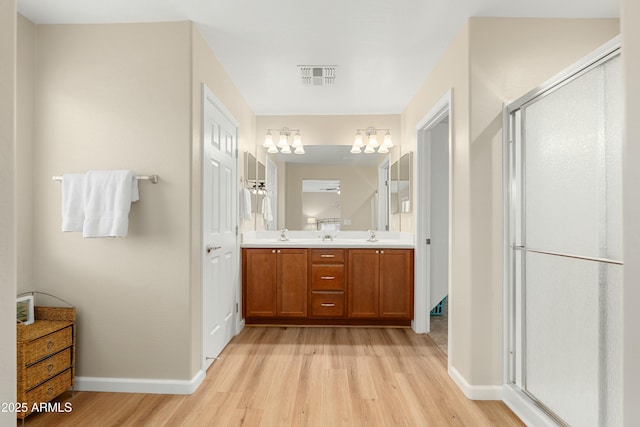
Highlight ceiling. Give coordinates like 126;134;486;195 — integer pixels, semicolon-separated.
17;0;618;116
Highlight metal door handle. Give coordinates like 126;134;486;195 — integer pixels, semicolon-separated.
320;276;335;280
206;245;221;254
320;254;335;258
320;303;336;307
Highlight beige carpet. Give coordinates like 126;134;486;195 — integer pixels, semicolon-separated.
428;298;448;355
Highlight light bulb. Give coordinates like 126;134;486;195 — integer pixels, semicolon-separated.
383;131;393;147
278;133;288;148
368;134;378;147
294;146;305;154
354;131;364;147
364;145;375;154
263;131;274;147
267;145;278;154
377;145;389;154
292;132;302;147
280;144;292;154
350;145;362;154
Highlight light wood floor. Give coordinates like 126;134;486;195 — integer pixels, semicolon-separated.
22;327;524;426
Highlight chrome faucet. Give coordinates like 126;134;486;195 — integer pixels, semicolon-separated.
278;229;289;241
367;229;378;242
322;233;334;242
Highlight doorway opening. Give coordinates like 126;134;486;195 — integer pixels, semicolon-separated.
415;90;452;361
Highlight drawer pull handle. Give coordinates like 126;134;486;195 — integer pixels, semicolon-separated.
47;364;54;373
320;254;335;258
320;303;336;307
320;276;335;280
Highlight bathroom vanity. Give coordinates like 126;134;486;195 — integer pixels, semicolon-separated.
241;232;414;326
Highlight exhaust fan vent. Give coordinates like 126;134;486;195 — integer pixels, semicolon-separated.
298;65;336;86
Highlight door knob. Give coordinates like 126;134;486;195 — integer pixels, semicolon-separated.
206;245;221;254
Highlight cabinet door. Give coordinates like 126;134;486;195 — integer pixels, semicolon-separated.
277;249;308;317
244;249;277;317
379;249;414;319
348;249;379;318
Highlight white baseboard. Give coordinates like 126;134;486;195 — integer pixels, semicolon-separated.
502;384;557;427
74;369;205;395
448;366;503;400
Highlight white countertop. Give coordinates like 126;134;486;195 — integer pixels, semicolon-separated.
241;231;415;249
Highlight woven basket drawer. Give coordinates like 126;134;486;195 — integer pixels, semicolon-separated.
25;348;72;390
22;369;72;417
24;327;72;365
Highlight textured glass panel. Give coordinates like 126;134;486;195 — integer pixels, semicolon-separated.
525;252;599;426
602;261;622;426
523;59;622;261
603;56;622;260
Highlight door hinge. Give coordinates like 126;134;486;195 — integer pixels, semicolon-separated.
426;238;431;245
236;303;239;313
235;225;239;236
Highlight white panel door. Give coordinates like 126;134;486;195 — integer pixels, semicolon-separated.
202;86;238;368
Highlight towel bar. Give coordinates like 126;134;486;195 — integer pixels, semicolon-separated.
52;174;159;184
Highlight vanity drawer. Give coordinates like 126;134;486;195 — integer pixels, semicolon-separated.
24;326;73;365
311;265;344;290
310;249;345;264
25;348;72;390
310;292;345;317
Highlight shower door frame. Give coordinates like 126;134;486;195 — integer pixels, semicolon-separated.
502;37;621;426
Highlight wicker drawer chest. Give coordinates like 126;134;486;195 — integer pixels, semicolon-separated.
16;306;76;421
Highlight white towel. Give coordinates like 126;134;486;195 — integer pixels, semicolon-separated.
61;173;86;232
239;188;252;221
261;195;273;222
82;170;139;238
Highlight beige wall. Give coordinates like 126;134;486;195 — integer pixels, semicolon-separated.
621;0;640;424
284;163;378;230
33;22;194;380
402;21;472;377
402;18;619;388
190;24;256;375
20;20;255;384
0;0;17;421
17;14;35;294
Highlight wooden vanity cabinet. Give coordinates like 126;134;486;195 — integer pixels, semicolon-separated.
309;249;346;318
348;249;414;320
243;248;307;318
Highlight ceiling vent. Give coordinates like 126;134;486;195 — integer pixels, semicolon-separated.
298;65;336;86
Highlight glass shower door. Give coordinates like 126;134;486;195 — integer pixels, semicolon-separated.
508;51;622;426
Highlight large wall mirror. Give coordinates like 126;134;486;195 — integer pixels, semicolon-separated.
262;144;411;231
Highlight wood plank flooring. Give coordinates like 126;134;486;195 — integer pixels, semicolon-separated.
21;327;524;426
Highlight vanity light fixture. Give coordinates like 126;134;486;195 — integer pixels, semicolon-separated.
352;127;393;154
263;127;304;154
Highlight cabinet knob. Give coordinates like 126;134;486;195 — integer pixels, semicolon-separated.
47;386;54;396
272;250;276;253
47;364;54;373
47;341;54;350
380;250;384;254
277;250;281;253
